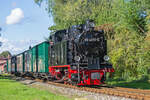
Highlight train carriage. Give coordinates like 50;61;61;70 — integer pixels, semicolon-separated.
30;41;49;73
26;41;50;78
24;50;32;73
11;56;17;73
31;47;37;73
7;59;11;73
37;41;49;73
16;53;24;73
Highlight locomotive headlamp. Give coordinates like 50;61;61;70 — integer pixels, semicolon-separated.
104;55;110;61
89;22;95;27
74;56;80;62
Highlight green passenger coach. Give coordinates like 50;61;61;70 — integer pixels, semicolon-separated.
30;41;49;73
37;41;49;73
6;41;50;78
31;47;37;72
31;41;49;74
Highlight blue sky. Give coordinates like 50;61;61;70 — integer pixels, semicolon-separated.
0;0;53;54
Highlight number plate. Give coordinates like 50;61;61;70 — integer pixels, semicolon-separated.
91;72;100;79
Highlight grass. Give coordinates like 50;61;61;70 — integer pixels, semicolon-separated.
0;75;72;100
106;78;150;89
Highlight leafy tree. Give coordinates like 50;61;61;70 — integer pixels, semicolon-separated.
0;51;11;58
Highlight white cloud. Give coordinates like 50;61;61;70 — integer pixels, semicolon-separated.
0;37;40;55
6;8;24;25
0;37;22;54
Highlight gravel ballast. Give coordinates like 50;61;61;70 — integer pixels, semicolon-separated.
16;77;134;100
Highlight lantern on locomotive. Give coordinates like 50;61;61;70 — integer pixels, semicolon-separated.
48;20;114;85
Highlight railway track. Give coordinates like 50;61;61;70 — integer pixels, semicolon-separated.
21;77;150;100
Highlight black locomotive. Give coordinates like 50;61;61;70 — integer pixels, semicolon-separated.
49;20;114;85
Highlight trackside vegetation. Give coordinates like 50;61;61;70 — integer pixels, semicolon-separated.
106;77;150;89
0;75;72;100
34;0;150;82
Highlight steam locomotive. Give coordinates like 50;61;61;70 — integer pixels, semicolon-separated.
7;20;114;86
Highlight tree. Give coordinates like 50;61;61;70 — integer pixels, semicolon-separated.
0;51;11;58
